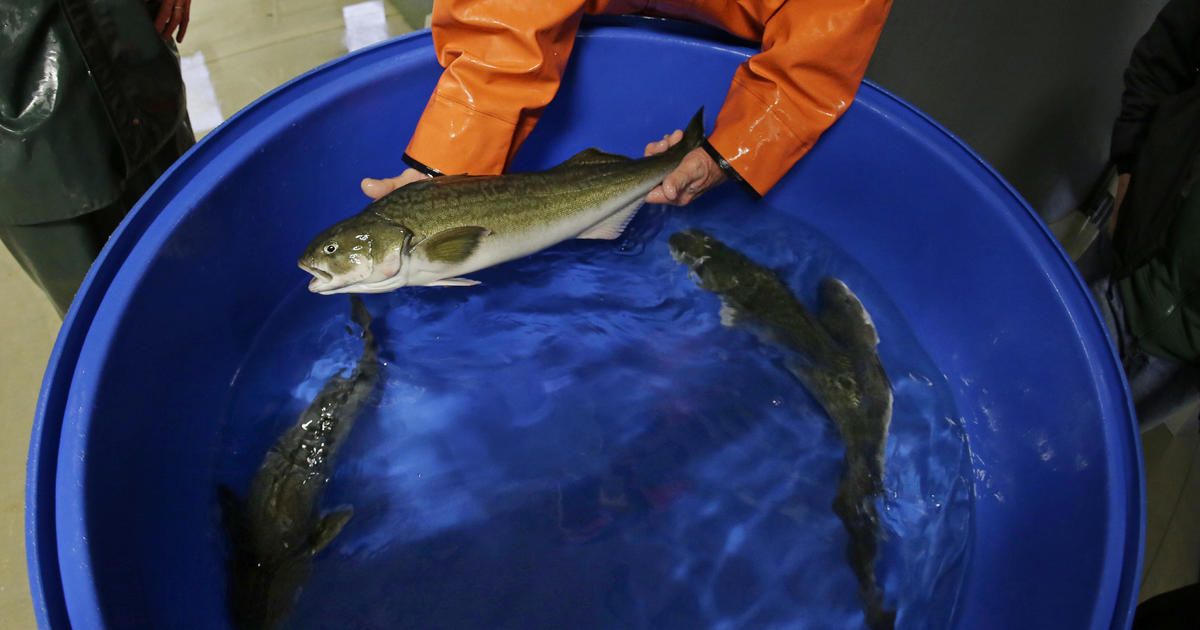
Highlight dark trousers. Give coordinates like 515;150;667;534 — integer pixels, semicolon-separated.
1091;275;1200;431
0;121;194;317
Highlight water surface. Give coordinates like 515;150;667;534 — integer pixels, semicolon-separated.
218;194;974;630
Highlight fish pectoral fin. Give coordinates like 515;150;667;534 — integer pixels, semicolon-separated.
577;199;643;240
416;226;491;264
429;277;481;287
554;148;632;169
717;297;745;328
818;277;880;352
308;508;354;555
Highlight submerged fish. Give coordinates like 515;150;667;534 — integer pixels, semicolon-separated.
668;228;896;630
299;109;706;294
219;296;381;630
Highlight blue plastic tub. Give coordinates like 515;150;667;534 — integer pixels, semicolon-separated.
27;18;1142;630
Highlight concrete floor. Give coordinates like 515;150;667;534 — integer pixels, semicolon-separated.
0;251;59;630
1139;414;1200;602
0;1;1196;628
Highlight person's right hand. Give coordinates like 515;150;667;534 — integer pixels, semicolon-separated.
361;169;430;200
644;130;726;206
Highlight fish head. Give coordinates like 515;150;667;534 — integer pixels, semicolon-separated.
668;228;746;294
299;215;411;294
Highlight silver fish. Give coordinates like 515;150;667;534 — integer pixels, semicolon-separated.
299;109;706;293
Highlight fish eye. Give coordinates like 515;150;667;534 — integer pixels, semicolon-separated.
323;243;338;255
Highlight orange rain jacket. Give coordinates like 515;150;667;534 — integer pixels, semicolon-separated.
404;0;892;196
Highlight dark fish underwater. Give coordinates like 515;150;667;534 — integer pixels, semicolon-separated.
669;228;896;630
219;295;381;630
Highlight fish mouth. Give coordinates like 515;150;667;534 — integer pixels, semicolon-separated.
299;262;340;293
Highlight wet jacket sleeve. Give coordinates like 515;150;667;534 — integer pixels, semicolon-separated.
1111;0;1200;175
406;0;892;196
708;0;892;196
404;1;587;175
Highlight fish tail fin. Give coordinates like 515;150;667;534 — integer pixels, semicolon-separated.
348;295;380;377
679;107;707;154
359;324;378;370
349;295;372;332
832;472;895;630
649;108;706;164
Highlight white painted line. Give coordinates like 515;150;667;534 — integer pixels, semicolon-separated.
343;1;390;52
180;51;224;134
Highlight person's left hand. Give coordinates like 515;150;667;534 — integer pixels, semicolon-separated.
644;129;727;206
152;0;192;43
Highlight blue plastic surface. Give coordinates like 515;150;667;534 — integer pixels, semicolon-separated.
27;19;1142;630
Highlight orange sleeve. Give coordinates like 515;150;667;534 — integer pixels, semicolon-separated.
404;0;588;175
708;0;893;196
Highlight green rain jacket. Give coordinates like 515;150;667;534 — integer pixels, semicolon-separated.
0;0;187;225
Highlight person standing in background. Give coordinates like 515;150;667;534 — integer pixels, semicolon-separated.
1096;0;1200;431
0;0;195;316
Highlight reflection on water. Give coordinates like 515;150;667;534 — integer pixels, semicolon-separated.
218;193;973;630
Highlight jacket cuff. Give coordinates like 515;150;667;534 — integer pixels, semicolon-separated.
402;153;443;177
701;139;761;199
405;92;518;175
708;85;815;197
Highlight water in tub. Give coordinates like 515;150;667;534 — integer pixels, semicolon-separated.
217;192;974;630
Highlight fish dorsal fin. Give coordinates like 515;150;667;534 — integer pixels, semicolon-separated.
818;278;879;352
415;226;491;264
554;148;632;169
577;198;643;240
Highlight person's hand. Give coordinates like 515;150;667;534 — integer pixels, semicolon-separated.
152;0;191;43
644;130;727;206
361;169;431;200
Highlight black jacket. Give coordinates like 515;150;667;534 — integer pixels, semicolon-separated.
0;0;186;225
1110;0;1200;275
